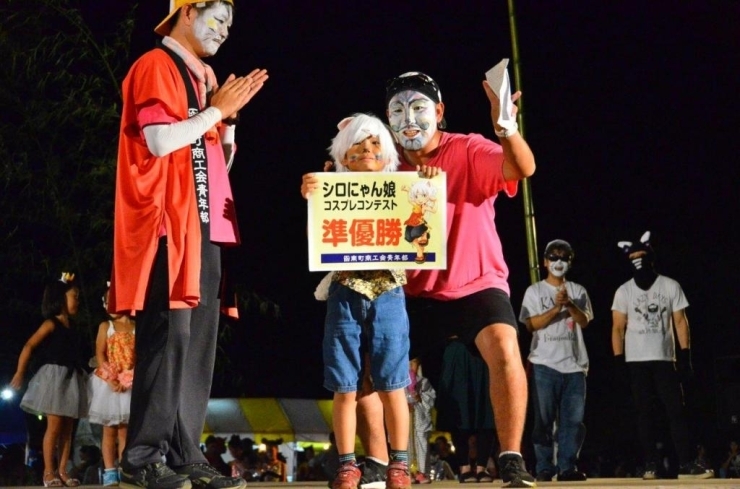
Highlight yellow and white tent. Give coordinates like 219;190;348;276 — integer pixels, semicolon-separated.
202;398;334;443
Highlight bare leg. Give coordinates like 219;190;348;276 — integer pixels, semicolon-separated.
44;414;62;478
102;425;118;469
475;324;527;453
57;417;75;478
377;389;409;451
118;424;128;461
333;392;358;456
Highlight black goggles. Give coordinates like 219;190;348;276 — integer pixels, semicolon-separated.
546;254;571;263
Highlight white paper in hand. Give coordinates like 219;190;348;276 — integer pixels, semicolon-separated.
485;58;517;132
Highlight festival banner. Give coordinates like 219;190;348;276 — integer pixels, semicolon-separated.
308;172;447;271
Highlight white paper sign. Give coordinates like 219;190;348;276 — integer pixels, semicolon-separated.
485;58;517;132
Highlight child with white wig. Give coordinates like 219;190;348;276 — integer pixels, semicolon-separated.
315;114;413;489
329;113;399;173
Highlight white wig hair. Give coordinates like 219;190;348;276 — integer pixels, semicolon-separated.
329;113;399;173
408;180;438;201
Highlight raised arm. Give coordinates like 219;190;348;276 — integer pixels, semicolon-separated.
482;81;535;181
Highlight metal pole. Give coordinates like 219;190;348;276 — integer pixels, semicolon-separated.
507;0;540;284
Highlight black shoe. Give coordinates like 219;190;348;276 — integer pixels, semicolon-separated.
120;462;192;489
359;458;387;489
174;464;246;489
457;470;477;483
535;470;553;482
475;470;494;483
498;454;536;488
678;461;714;479
642;462;658;480
557;468;587;481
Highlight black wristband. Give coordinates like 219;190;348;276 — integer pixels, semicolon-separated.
223;112;240;126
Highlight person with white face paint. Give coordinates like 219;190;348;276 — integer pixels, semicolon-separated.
387;72;536;488
110;2;267;489
518;240;592;482
302;71;536;488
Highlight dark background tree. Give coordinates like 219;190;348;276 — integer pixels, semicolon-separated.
0;0;134;377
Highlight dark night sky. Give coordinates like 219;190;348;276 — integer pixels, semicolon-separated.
86;1;739;441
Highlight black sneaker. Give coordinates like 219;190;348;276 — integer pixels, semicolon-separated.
498;454;536;488
535;470;553;482
359;458;387;489
557;468;587;481
678;461;714;479
120;462;192;489
642;462;657;480
174;464;246;489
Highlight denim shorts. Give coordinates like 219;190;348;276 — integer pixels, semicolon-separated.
323;282;411;393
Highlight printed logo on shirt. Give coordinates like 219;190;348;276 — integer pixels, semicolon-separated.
632;291;671;333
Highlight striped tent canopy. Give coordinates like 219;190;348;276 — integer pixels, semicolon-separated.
203;398;334;443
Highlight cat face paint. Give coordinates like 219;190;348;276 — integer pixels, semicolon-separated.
342;135;386;172
193;3;233;56
387;90;438;151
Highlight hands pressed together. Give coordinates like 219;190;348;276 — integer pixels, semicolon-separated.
211;68;269;121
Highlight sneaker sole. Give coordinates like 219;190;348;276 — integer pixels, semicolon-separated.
678;473;714;479
120;481;192;489
360;482;385;489
502;478;537;488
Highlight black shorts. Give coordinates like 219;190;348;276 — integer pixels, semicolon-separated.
406;288;518;386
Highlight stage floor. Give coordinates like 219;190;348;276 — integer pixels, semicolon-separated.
5;479;740;488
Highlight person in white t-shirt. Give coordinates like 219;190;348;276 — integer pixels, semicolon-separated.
611;231;713;481
519;240;592;482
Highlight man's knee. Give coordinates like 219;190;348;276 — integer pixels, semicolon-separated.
476;323;519;364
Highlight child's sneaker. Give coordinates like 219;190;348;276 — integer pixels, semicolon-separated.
333;463;362;489
385;462;411;489
103;468;121;487
498;453;536;488
360;459;387;489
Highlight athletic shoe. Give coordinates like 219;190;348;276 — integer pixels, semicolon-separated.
120;462;191;489
333;463;362;489
642;462;657;480
385;462;411;489
360;459;387;489
557;468;587;481
678;461;714;479
535;470;553;482
498;454;536;488
174;464;246;489
103;468;121;486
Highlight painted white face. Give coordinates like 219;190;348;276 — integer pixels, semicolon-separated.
193;3;232;56
548;260;570;278
387;90;438;151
